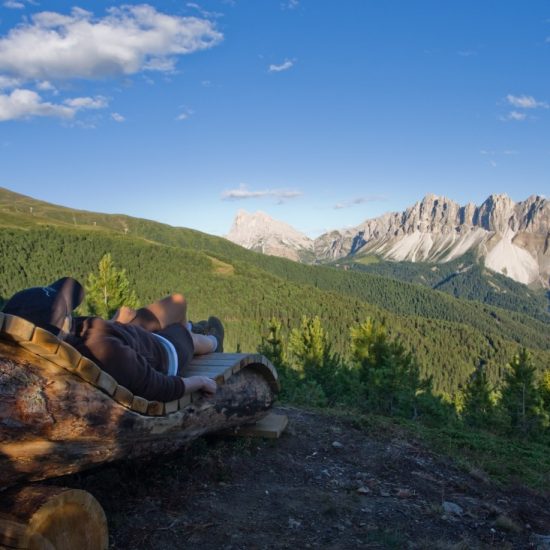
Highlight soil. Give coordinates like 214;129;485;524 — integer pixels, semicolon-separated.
59;406;550;549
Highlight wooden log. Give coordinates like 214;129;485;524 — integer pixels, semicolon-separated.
0;323;279;490
0;485;108;550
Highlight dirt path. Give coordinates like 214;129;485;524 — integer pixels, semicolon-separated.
62;406;550;549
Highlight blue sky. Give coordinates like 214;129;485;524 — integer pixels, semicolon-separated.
0;1;548;237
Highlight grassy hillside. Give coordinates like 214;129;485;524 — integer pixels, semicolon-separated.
1;187;549;395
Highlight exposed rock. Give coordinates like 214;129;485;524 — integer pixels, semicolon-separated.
226;210;314;262
442;501;464;516
226;194;550;288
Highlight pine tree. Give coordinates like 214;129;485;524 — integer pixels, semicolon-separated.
461;360;495;428
350;318;430;418
500;348;548;437
289;316;326;372
287;315;352;406
84;253;139;319
258;318;286;369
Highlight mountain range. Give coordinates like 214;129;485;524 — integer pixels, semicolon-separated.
226;194;550;288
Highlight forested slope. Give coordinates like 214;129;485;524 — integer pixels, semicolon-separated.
1;223;549;395
341;252;550;322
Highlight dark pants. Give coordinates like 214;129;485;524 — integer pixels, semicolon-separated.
127;308;194;374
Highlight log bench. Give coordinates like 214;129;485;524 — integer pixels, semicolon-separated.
0;312;280;549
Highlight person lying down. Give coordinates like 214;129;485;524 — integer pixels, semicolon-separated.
2;277;225;402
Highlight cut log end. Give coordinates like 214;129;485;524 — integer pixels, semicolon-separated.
0;486;108;550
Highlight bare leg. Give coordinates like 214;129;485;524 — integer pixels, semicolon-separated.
111;306;137;324
113;293;218;355
191;333;217;355
144;293;187;329
113;294;188;331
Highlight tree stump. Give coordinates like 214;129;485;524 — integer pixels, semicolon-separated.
0;486;108;549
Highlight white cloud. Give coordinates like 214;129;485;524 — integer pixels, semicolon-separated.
334;196;386;209
3;1;25;8
0;89;109;122
111;112;125;122
480;149;519;156
506;94;548;109
64;96;108;109
222;183;302;201
0;75;21;89
186;2;223;18
0;88;74;121
36;80;55;91
268;59;294;73
0;5;223;81
281;0;299;9
505;110;527;121
176;106;194;121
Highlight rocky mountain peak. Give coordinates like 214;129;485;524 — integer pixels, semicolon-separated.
475;194;515;232
227;210;313;262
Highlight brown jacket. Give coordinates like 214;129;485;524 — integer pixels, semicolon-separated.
70;317;186;402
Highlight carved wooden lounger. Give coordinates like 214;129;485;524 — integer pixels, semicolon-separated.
0;312;279;548
0;313;279;550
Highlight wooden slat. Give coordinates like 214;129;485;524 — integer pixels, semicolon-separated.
190;356;253;365
190;356;244;364
189;354;260;366
193;353;248;361
131;396;148;414
48;341;82;370
31;327;60;354
213;374;225;385
165;400;179;414
2;314;35;342
17;326;60;356
75;357;101;384
183;365;229;374
113;385;134;408
231;413;288;439
184;367;232;381
96;371;117;396
147;401;165;416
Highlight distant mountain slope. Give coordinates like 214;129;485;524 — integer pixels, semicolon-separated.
1;187;549;395
227;193;550;288
337;252;550;323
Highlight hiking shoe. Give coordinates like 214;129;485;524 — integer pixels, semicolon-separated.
205;316;224;353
